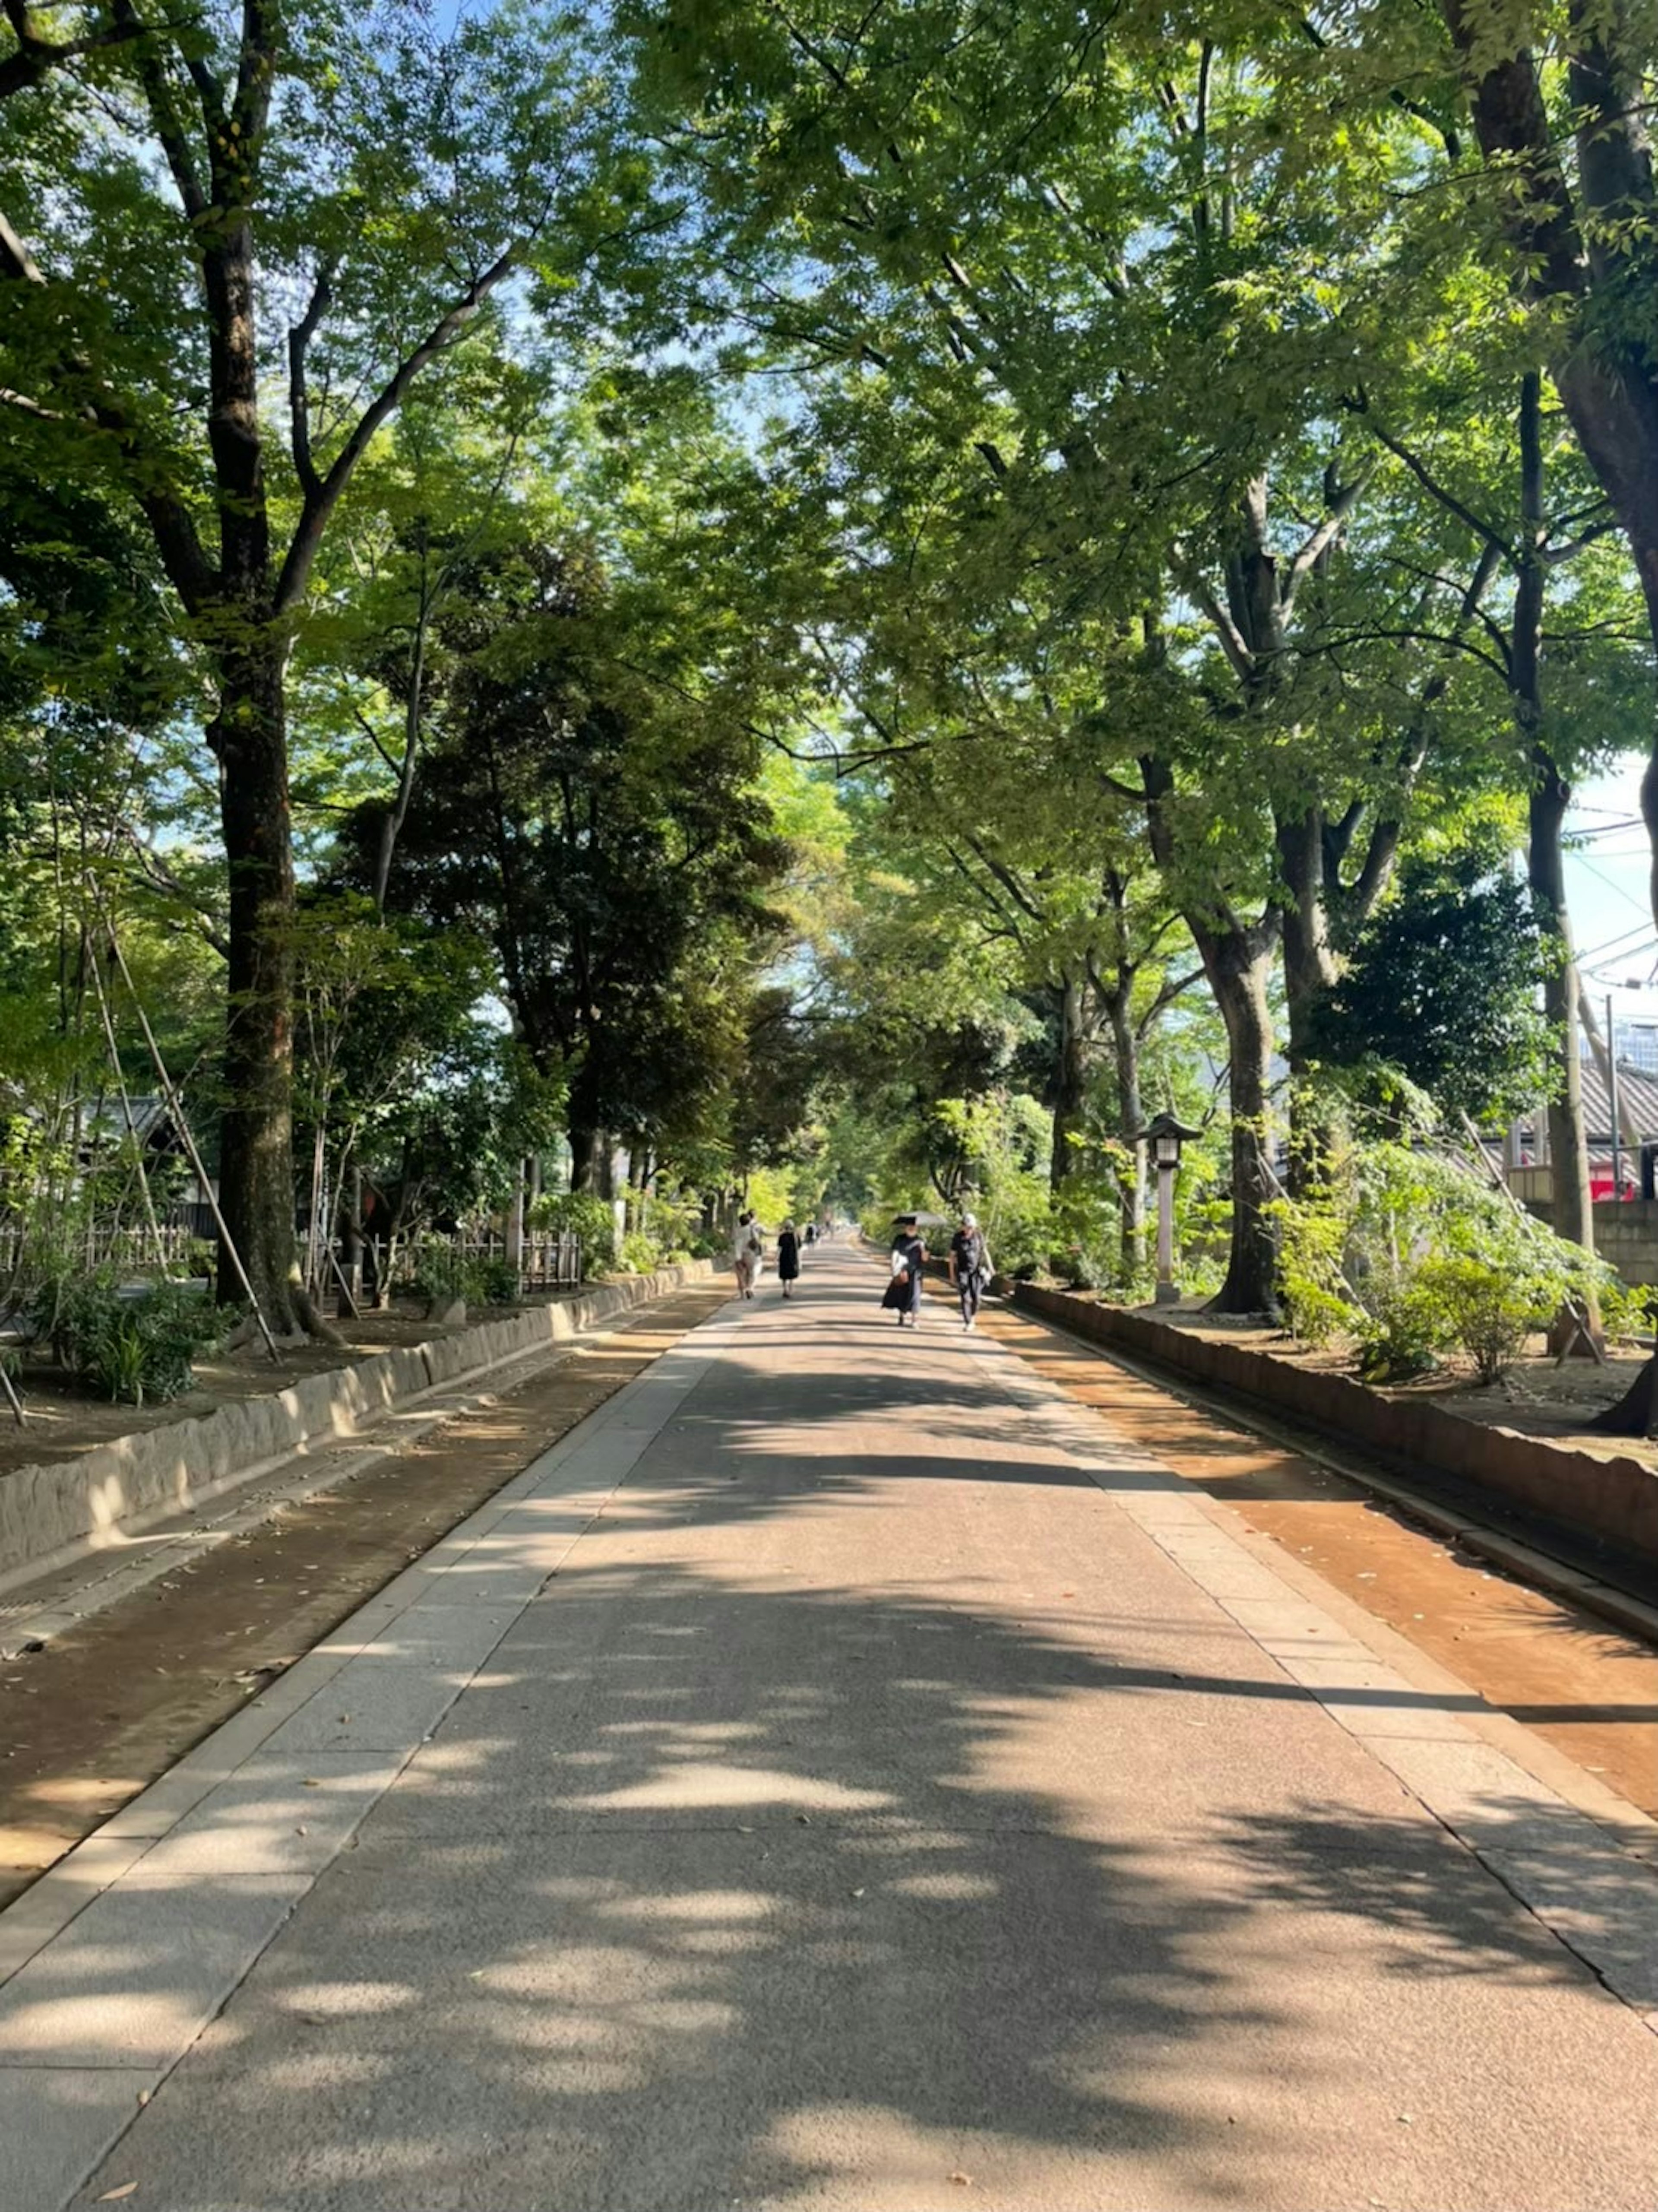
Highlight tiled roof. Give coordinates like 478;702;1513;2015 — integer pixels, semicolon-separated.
1573;1062;1658;1146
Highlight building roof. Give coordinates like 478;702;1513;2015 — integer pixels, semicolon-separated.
1574;1062;1658;1147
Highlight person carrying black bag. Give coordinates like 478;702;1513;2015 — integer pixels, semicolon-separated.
949;1210;991;1332
881;1216;927;1327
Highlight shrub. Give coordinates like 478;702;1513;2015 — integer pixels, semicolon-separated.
529;1189;617;1273
1600;1277;1658;1346
405;1239;471;1309
1354;1271;1449;1382
1415;1255;1540;1385
1269;1190;1359;1347
1268;1128;1609;1385
616;1231;659;1275
468;1256;520;1307
23;1275;232;1405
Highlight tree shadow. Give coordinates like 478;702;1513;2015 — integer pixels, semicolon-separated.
66;1563;1658;2211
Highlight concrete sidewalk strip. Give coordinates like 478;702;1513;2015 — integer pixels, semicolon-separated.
0;2070;161;2212
0;1870;309;2067
133;1751;409;1877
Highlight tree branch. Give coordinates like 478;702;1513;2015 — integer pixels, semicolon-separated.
287;259;334;504
1173;550;1255;682
275;238;526;613
1281;464;1374;618
0;2;145;101
110;0;209;219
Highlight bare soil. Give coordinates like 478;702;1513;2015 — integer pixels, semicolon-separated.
977;1295;1658;1822
0;1291;584;1479
0;1280;733;1909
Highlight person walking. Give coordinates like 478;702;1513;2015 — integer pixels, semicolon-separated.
949;1209;992;1332
776;1219;802;1298
731;1210;759;1300
880;1215;926;1327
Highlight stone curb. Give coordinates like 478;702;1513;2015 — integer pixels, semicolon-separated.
0;1264;715;1594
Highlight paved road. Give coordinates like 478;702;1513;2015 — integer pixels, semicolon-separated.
8;1248;1658;2211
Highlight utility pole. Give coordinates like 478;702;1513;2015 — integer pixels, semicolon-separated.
1608;992;1623;1200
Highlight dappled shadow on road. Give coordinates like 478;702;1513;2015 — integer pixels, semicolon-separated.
66;1559;1658;2212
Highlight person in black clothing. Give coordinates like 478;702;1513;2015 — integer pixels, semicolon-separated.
949;1210;991;1331
880;1216;927;1326
776;1219;802;1297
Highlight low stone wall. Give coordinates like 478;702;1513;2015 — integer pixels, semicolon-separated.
1005;1281;1658;1575
1588;1200;1658;1287
0;1262;716;1591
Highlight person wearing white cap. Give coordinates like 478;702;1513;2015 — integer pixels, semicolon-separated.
949;1210;991;1331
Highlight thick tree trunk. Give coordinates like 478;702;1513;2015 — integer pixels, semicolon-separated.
1277;808;1341;1192
567;1124;603;1194
1529;758;1596;1257
1277;808;1337;1078
1202;930;1281;1316
213;641;305;1328
1050;972;1089;1191
1104;990;1146;1276
1140;748;1280;1314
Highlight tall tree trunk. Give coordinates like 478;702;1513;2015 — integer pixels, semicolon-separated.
1528;756;1595;1257
1277;805;1337;1080
1512;371;1597;1266
1277;805;1340;1191
1050;971;1089;1191
1104;988;1146;1276
568;1125;603;1194
1141;747;1280;1314
213;640;304;1328
1201;928;1281;1315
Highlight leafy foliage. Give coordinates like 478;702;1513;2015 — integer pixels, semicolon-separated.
1270;1137;1607;1385
530;1189;619;1273
23;1276;232;1406
1308;852;1557;1124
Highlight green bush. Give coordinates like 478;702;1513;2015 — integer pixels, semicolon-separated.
1414;1255;1541;1385
1268;1130;1608;1385
405;1239;472;1309
23;1275;232;1406
616;1231;659;1275
528;1189;617;1273
1268;1190;1359;1347
1600;1277;1658;1346
1354;1271;1449;1382
468;1256;521;1307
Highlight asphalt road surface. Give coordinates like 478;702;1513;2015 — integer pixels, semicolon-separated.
9;1245;1658;2212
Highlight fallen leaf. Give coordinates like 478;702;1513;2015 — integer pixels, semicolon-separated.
97;2187;138;2202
